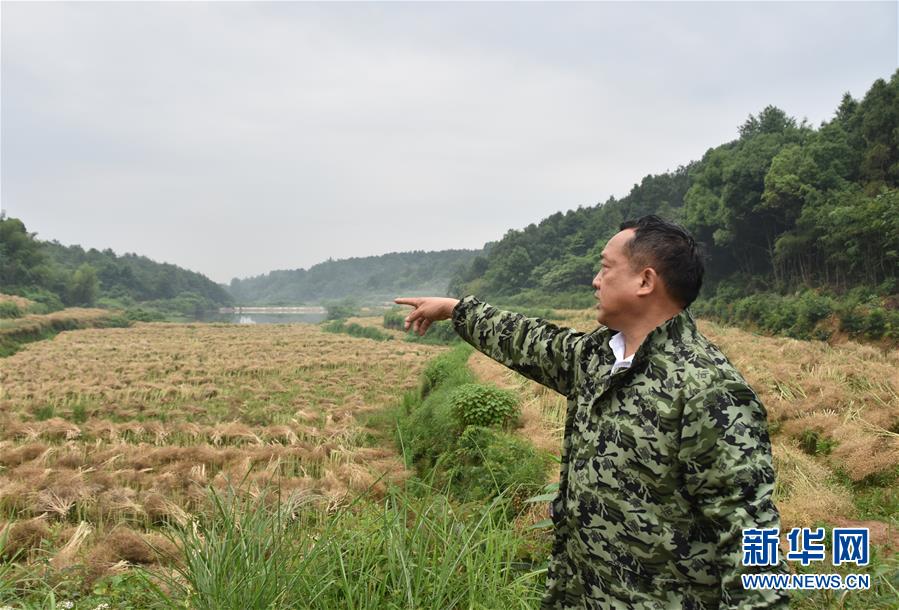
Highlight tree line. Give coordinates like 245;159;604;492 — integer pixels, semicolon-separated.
227;249;484;306
448;71;898;340
0;214;233;317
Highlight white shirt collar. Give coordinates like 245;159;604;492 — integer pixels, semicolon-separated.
610;332;633;373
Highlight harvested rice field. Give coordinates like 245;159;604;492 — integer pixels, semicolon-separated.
1;310;898;608
0;321;445;592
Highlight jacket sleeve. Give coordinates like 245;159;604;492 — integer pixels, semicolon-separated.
451;295;584;397
678;380;791;609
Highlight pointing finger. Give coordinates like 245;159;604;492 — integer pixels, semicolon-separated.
394;297;421;307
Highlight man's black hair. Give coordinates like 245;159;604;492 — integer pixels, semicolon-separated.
619;215;704;308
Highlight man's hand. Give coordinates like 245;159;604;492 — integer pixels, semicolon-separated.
393;297;460;336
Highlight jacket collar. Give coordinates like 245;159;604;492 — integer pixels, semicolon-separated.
595;308;695;372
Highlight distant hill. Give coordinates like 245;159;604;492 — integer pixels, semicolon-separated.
227;249;486;306
0;215;233;316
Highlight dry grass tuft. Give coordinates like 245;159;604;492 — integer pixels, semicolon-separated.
1;515;50;560
0;442;48;467
104;527;158;564
50;521;92;570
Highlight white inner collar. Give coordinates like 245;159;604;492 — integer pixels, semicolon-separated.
610;332;634;372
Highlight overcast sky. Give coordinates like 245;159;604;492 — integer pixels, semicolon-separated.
2;2;896;284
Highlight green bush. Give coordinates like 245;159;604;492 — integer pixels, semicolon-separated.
322;320;392;342
324;298;356;321
404;320;460;346
863;308;887;338
125;307;167;322
383;308;405;330
444;426;549;504
0;302;21;319
694;287;898;343
796;291;833;325
397;345;473;468
20;288;63;313
450;383;519;429
395;345;550;507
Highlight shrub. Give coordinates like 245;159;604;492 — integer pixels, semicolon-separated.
0;301;22;319
383;309;405;330
20;288;63;313
398;345;474;468
445;426;549;504
838;309;865;334
449;383;519;429
404;320;460;346
796;291;833;325
863;308;887;338
322;320;392;342
397;345;547;507
325;299;356;321
125;307;167;322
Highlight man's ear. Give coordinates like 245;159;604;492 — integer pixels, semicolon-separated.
636;267;658;296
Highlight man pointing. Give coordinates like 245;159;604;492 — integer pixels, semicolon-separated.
396;215;789;609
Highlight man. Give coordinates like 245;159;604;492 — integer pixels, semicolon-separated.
396;215;789;609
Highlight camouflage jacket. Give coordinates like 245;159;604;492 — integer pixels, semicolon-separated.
452;296;790;610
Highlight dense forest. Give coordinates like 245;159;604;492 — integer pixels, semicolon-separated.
449;71;899;341
227;249;486;306
0;215;233;317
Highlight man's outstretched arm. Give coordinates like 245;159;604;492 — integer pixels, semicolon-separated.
395;295;584;397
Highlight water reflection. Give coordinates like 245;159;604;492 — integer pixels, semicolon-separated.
198;312;328;324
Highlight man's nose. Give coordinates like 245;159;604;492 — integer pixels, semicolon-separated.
592;273;601;291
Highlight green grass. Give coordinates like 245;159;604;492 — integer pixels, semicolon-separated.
136;483;544;609
322;320;393;342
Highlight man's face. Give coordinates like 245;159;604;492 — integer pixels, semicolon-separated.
592;229;644;329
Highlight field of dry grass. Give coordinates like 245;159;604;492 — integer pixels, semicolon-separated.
0;322;445;587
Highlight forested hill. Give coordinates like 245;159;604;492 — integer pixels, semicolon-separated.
0;215;233;316
449;71;899;341
227;249;485;306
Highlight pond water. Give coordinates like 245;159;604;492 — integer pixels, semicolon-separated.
197;311;328;325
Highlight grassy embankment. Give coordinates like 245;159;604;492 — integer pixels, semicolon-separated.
0;295;130;358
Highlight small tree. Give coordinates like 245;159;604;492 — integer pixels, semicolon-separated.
325;298;356;320
67;264;99;306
